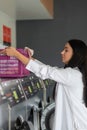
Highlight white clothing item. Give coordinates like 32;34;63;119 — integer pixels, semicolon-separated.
24;47;34;56
26;59;87;130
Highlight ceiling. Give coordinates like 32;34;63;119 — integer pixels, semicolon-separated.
16;0;53;20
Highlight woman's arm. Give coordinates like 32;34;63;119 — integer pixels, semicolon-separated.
0;47;32;65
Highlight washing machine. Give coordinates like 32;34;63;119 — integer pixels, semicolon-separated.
0;73;56;130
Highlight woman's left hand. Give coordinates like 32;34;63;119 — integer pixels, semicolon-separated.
0;47;17;56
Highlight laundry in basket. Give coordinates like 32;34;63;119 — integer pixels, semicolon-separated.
0;49;30;77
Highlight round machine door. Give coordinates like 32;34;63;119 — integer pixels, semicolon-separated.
41;102;55;130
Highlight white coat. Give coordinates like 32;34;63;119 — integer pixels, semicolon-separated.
26;59;87;130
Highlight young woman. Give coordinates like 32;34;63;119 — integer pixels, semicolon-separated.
1;39;87;130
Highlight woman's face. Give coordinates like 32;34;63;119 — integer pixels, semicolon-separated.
61;43;73;64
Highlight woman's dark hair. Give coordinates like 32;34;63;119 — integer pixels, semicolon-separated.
65;39;87;107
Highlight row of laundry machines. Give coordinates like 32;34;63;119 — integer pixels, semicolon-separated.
0;72;56;130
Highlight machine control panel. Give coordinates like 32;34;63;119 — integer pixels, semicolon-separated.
43;79;55;88
0;74;44;107
1;79;25;107
0;73;55;107
20;75;43;99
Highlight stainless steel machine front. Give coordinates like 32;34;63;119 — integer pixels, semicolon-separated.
0;73;56;130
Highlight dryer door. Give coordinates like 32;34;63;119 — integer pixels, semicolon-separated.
41;102;55;130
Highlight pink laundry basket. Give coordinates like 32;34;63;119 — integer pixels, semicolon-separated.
0;49;30;77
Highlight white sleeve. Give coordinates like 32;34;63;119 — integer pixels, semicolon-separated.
26;59;81;86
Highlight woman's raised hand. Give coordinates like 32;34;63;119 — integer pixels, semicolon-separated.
0;47;18;57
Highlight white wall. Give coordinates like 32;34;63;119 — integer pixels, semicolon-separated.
0;0;16;47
